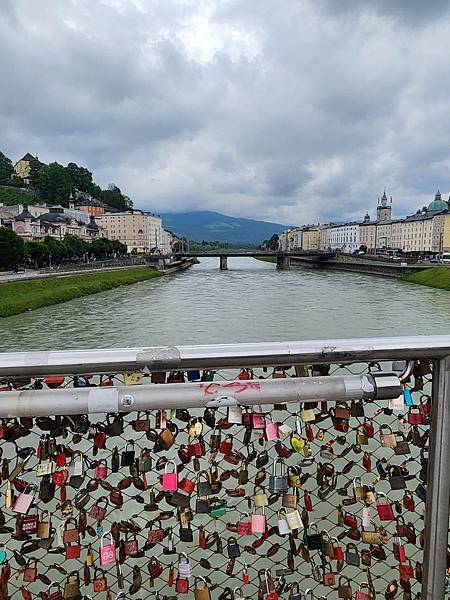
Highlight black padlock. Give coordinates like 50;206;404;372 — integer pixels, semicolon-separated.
389;466;406;490
227;537;240;558
179;523;193;543
121;441;135;467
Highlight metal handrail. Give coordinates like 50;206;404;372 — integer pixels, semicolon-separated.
2;335;450;377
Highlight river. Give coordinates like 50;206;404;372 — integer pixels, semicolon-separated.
1;257;449;351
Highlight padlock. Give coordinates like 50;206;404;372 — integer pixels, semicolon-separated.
355;425;368;446
13;484;36;514
389;465;406;490
227;537;241;558
92;567;108;592
407;406;424;425
63;518;80;544
179;475;195;495
227;405;242;424
376;492;395;520
321;530;334;558
265;417;279;441
21;505;39;535
287;466;301;488
403;491;415;512
197;471;212;497
138;448;152;473
236;513;252;535
100;532;116;566
23;559;38;583
44;583;63;600
251;506;266;534
380;425;397;448
176;577;189;594
393;536;406;562
269;458;288;495
300;406;315;422
89;496;108;522
64;572;80;599
37;510;51;539
121;441;135;467
277;508;290;535
219;435;233;455
252;408;266;429
288;583;303;600
95;460;108;480
399;559;414;580
148;519;164;543
282;487;298;509
179;522;193;543
285;509;302;531
162;460;178;491
306;523;322;549
253;485;269;507
393;432;410;455
337;576;352;599
362;419;375;438
353;477;366;502
331;537;344;560
194;576;211;600
188;436;206;457
132;411;150;432
355;584;372;600
178;553;192;578
148;556;164;580
65;540;81;560
322;564;335;587
345;542;360;566
36;460;53;477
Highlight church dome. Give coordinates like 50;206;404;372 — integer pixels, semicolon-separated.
428;190;449;211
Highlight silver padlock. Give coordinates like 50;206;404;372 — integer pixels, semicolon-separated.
268;458;288;495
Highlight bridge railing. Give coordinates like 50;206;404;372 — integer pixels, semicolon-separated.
0;336;449;599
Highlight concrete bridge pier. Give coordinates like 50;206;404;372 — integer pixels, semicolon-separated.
277;255;290;270
220;256;228;270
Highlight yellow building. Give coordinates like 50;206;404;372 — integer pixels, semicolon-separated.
13;153;37;184
402;213;434;253
359;214;376;250
301;227;321;250
441;214;450;252
97;209;163;253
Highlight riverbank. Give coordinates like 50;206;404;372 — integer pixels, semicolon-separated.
403;266;450;291
0;267;162;317
255;256;277;263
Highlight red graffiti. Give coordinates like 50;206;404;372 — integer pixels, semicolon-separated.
199;380;261;397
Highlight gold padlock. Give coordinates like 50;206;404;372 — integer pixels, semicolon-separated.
194;577;211;600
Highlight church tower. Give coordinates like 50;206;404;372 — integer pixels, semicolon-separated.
377;191;392;221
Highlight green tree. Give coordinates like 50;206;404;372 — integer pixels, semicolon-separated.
25;240;47;268
64;234;89;260
0;227;25;269
0;151;14;185
66;163;94;195
38;163;72;206
42;235;68;265
28;158;43;189
101;184;133;211
265;234;279;251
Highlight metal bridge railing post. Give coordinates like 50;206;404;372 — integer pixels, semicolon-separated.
422;357;450;599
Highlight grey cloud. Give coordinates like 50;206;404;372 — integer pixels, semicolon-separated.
1;0;450;225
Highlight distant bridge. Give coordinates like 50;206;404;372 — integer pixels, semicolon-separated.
174;250;335;270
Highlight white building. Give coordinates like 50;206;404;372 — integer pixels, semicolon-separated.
326;222;360;253
98;209;164;253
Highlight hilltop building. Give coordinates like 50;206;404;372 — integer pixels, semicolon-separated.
13;153;38;185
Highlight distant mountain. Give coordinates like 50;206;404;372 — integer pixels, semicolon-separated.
161;210;291;245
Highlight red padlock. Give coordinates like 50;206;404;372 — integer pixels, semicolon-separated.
304;491;313;512
393;536;406;562
187;437;206;458
219;435;233;455
376;493;394;521
304;423;314;442
362;452;372;472
238;369;253;380
407;407;424;425
343;512;357;529
178;476;195;495
252;411;266;430
175;577;189;593
332;538;344;560
362;419;375;438
403;491;415;512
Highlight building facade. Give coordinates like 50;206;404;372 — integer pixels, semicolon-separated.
376;191;392;221
13;153;37;184
327;222;360;253
97;209;163;253
359;214;377;250
301;227;321;250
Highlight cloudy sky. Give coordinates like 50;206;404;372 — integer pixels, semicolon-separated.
2;0;450;225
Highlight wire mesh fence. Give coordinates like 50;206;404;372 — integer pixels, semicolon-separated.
0;359;433;600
